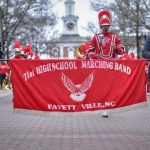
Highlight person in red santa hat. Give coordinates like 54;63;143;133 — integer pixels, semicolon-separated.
86;9;125;60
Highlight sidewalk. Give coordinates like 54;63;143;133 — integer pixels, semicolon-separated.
0;89;12;97
0;94;150;150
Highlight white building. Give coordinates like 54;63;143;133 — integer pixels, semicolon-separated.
47;0;89;59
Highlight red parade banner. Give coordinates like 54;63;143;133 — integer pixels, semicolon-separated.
9;59;147;112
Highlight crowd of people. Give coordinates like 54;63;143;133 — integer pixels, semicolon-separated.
0;41;41;90
12;41;40;60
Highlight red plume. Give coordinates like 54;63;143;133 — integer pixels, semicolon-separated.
28;51;34;57
26;44;31;52
118;56;123;60
34;55;40;60
123;53;131;59
129;52;135;59
81;42;91;55
14;41;21;48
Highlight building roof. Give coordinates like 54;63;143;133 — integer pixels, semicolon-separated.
50;34;89;44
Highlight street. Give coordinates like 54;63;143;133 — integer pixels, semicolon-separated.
0;92;150;150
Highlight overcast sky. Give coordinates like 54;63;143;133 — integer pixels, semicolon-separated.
52;0;98;36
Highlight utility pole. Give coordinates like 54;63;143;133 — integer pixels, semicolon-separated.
0;7;3;47
0;7;3;59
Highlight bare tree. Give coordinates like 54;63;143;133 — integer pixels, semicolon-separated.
0;0;58;58
111;0;150;58
89;0;150;58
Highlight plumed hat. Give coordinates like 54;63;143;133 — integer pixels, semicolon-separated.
14;41;21;52
34;55;40;60
81;42;91;54
129;52;135;59
98;9;111;26
22;44;31;54
27;51;34;59
28;51;34;57
25;44;31;52
20;47;27;58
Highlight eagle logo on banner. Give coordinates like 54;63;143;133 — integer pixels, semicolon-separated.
61;71;94;102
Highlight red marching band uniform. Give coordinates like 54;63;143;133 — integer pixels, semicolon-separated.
86;10;125;59
77;42;91;59
76;10;126;117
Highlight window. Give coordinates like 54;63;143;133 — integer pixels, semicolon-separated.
68;47;74;58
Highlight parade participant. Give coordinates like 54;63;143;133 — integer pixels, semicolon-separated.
86;10;125;118
34;55;40;60
77;42;91;59
0;62;11;90
13;41;23;59
87;9;125;59
20;47;27;59
23;44;31;59
27;51;34;59
8;41;23;89
76;46;84;59
0;62;7;89
142;36;150;95
142;36;150;59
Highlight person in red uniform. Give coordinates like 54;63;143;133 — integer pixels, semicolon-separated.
87;10;125;59
87;10;125;118
77;42;91;59
12;41;24;59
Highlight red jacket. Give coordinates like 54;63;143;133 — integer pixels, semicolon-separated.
88;32;124;59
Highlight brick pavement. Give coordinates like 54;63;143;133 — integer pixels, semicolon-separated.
0;94;150;150
0;89;12;98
